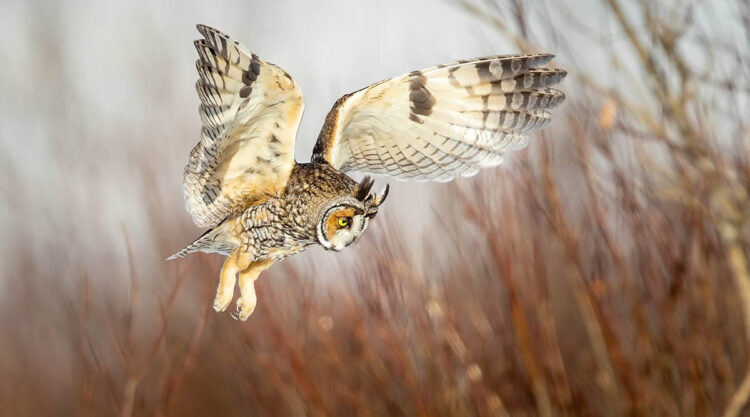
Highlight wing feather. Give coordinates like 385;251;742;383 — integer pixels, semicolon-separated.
183;25;304;228
311;54;564;181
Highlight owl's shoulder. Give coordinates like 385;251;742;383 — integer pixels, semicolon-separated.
284;163;355;195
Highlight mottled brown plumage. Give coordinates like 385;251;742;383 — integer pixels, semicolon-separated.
169;25;565;320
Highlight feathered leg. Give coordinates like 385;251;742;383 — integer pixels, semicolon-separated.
235;259;274;321
213;248;252;312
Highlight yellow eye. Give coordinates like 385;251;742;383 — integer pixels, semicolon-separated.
338;217;350;227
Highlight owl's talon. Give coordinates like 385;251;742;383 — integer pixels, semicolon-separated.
235;296;256;321
233;259;272;322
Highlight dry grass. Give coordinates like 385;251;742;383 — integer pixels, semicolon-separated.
1;1;749;416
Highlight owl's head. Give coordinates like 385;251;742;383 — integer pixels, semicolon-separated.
316;176;389;251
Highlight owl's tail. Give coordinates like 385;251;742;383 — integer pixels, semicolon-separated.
166;239;203;260
166;222;234;260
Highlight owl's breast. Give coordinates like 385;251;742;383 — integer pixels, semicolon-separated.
236;199;316;261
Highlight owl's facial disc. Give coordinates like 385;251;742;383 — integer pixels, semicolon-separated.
317;202;370;251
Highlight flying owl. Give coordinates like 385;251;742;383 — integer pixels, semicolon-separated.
168;24;566;320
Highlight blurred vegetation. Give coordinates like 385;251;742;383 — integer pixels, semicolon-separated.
1;0;749;416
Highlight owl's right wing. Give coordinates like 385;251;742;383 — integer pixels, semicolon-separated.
311;54;565;181
183;25;304;228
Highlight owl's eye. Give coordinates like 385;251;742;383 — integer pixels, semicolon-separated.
338;217;351;227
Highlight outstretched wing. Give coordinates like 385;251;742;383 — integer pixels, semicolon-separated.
311;54;565;181
183;24;304;228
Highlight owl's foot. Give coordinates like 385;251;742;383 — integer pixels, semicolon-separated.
214;248;252;313
234;292;257;321
233;259;274;321
213;287;234;312
214;260;238;312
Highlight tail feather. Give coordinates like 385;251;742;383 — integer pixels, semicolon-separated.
166;241;201;260
166;223;234;260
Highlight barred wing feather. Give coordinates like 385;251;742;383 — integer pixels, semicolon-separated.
311;54;565;181
184;24;304;228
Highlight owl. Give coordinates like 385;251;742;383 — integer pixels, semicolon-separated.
168;25;566;320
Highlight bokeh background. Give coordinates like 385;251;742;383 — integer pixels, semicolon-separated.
1;0;749;416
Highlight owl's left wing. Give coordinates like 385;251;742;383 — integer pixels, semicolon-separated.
184;25;304;228
311;54;565;181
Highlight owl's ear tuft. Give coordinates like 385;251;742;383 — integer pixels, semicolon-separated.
374;183;389;206
356;176;375;201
